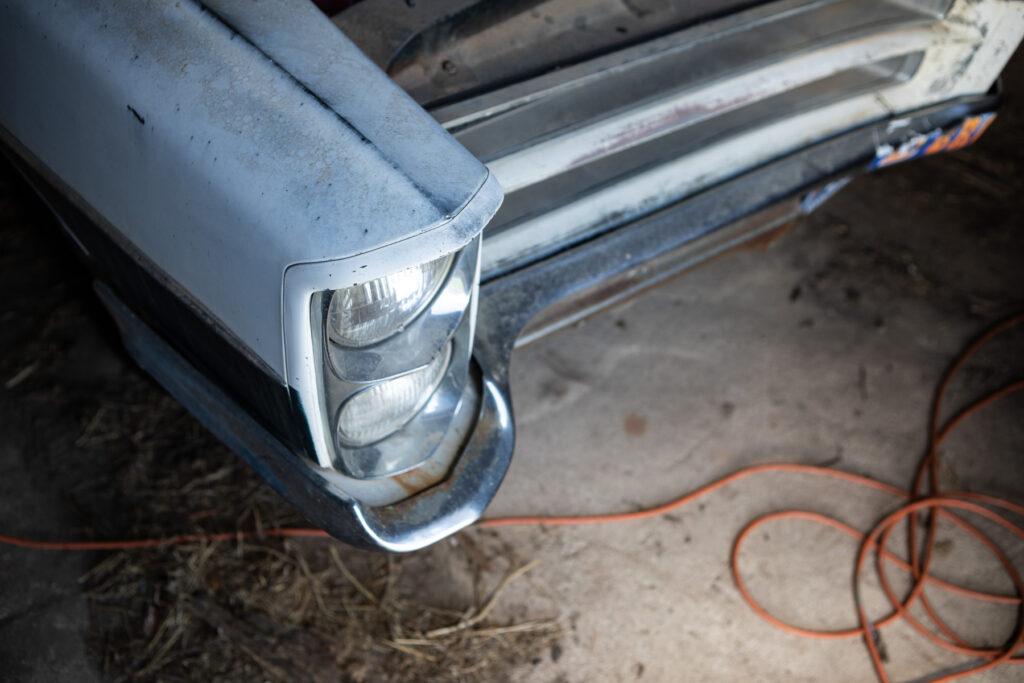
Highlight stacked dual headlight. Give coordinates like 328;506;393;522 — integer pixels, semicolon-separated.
313;238;480;479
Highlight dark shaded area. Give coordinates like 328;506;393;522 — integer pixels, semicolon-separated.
365;0;772;106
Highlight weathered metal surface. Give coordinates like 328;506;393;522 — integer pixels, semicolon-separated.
0;0;501;379
334;0;784;106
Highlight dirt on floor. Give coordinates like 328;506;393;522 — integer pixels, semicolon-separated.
2;49;1024;683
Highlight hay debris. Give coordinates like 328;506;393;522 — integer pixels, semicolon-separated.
75;387;559;682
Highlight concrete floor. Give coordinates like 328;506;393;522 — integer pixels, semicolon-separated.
478;56;1024;680
2;56;1024;683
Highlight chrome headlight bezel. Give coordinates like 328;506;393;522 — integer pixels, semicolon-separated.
296;237;482;479
315;293;477;478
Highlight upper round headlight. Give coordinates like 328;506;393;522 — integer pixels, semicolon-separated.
327;253;454;348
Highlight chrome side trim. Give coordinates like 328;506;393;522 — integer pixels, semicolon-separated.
325;239;479;383
446;0;1022;278
484;27;951;194
479;92;893;277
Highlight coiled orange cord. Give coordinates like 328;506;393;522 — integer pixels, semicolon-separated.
481;313;1024;682
1;314;1022;682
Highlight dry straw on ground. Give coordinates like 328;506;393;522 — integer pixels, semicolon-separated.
75;392;559;682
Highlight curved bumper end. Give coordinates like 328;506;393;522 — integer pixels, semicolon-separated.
101;285;515;552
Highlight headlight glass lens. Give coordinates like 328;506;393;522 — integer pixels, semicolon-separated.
336;343;452;447
328;253;454;347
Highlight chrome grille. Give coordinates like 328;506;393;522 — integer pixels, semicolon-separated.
336;0;1022;277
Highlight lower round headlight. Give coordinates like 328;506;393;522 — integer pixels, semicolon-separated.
335;343;452;447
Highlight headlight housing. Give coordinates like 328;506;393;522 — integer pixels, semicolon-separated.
310;237;482;479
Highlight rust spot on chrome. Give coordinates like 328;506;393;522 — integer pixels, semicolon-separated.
735;220;795;253
393;468;438;495
572;97;745;168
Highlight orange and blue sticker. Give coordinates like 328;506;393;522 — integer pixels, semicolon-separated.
870;113;997;170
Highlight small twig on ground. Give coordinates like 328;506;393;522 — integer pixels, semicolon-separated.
384;640;440;662
4;362;37;389
329;546;378;605
424;560;540;639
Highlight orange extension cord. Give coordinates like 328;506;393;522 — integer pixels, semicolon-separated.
1;314;1022;682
